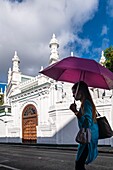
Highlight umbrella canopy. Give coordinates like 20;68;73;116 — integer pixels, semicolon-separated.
40;56;113;89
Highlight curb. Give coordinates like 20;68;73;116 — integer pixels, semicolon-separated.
0;143;113;154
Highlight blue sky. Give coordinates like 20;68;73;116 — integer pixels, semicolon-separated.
67;0;113;61
0;83;7;93
0;0;113;83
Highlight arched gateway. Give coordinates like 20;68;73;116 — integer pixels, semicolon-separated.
22;104;38;144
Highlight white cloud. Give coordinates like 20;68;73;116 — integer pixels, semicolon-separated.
107;0;113;17
101;25;108;35
101;38;110;50
0;0;98;82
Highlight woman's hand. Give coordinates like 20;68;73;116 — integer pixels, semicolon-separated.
69;103;78;115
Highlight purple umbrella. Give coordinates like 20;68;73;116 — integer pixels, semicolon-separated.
40;56;113;89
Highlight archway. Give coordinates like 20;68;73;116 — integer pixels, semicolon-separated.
22;104;38;144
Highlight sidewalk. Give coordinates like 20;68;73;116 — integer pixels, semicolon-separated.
37;144;113;154
26;143;113;154
97;146;113;154
0;143;113;154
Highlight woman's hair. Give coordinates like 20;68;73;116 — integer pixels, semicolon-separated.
72;81;96;121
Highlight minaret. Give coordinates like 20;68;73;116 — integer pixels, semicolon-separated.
100;51;106;66
12;51;20;72
49;34;59;65
71;52;74;56
11;51;21;83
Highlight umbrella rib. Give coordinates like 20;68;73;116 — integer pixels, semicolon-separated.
96;62;110;89
57;69;66;80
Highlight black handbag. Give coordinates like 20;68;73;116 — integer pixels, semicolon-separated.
76;127;91;144
96;111;113;139
75;118;91;144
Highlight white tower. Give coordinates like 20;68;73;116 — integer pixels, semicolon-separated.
49;34;59;65
11;51;21;84
100;51;106;66
12;51;20;72
71;52;74;56
6;51;21;100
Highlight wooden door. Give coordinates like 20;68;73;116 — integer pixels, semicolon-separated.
22;104;38;144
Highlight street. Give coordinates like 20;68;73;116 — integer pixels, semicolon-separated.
0;144;112;170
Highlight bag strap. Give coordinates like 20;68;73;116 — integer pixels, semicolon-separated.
96;110;101;117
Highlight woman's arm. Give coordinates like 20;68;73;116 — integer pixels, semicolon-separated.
78;100;93;128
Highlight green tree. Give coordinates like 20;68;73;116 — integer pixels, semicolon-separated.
104;46;113;72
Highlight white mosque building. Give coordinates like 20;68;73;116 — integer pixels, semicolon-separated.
0;34;113;146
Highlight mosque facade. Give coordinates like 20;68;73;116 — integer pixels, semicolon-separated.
0;35;113;146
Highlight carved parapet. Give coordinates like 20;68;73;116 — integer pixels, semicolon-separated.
19;75;50;92
94;98;112;106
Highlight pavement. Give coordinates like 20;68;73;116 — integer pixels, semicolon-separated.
17;143;113;154
0;143;113;154
37;145;113;154
97;146;113;154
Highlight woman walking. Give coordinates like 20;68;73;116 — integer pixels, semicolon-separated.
70;81;99;170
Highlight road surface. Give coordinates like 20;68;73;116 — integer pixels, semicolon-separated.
0;144;112;170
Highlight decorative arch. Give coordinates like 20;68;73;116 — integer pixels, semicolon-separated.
22;104;38;144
